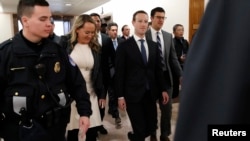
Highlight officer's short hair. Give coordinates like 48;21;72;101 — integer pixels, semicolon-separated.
17;0;49;22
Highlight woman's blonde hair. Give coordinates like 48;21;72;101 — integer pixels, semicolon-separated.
70;14;100;52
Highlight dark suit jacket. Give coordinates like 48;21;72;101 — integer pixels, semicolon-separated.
121;35;130;40
100;33;114;93
102;36;125;90
173;37;189;68
115;36;166;103
175;1;250;141
146;30;182;90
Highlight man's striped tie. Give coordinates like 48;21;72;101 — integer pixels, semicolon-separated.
139;39;147;64
157;32;165;67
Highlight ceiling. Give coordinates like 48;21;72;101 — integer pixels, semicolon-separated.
0;0;110;15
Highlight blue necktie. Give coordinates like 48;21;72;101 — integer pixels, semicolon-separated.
113;40;117;50
139;39;147;64
157;32;165;67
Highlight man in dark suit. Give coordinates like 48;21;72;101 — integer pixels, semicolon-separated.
145;7;182;141
105;22;125;126
115;10;169;141
90;13;113;135
172;24;189;98
121;24;131;40
174;0;250;141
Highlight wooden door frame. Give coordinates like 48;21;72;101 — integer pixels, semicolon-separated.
189;0;204;42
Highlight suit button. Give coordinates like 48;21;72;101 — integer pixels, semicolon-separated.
39;75;42;79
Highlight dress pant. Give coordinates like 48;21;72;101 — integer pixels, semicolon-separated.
172;74;180;99
108;86;119;118
159;89;172;137
99;106;105;120
172;65;183;99
85;127;98;141
126;90;157;141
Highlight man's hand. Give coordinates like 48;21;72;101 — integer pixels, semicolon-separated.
79;116;90;139
118;98;126;111
98;99;106;109
162;91;169;105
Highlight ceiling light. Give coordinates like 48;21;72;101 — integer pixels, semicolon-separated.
65;3;72;6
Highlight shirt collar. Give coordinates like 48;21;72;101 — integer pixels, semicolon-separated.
150;27;162;35
133;34;146;41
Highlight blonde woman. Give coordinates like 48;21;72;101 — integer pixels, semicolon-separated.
66;14;106;141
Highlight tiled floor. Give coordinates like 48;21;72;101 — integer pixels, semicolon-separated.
98;98;179;141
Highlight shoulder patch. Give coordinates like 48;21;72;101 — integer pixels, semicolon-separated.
0;38;13;50
68;55;76;67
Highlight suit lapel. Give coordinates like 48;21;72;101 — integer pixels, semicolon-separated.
147;40;154;66
146;30;153;41
129;37;146;66
162;31;169;59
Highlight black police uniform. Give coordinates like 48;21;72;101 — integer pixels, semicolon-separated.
0;31;92;141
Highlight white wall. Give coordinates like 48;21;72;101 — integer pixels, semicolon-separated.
0;0;210;43
0;13;14;42
84;0;189;39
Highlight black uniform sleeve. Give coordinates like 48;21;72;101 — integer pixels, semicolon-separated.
0;39;12;100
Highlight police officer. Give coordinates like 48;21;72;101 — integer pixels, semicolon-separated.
0;0;91;141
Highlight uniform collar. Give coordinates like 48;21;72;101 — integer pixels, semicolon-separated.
12;31;58;55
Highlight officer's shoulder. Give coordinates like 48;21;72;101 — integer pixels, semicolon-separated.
0;38;13;50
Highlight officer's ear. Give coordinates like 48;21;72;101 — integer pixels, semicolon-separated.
21;16;29;28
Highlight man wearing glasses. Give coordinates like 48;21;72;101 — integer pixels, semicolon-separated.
146;7;182;141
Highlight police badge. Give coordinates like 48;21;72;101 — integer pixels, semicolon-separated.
54;62;60;73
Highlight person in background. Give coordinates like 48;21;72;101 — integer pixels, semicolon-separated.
172;24;189;69
174;0;250;141
90;12;113;135
172;24;189;98
121;24;131;40
105;22;124;127
48;18;60;44
66;14;105;141
0;0;91;141
146;7;182;141
148;21;152;30
100;23;107;34
115;10;169;141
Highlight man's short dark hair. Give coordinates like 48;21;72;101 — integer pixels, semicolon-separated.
101;23;107;27
90;13;101;20
17;0;49;21
121;25;128;32
107;22;118;30
132;10;148;21
150;7;165;17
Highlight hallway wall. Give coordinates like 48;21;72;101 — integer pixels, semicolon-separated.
0;13;14;42
84;0;190;39
0;0;210;43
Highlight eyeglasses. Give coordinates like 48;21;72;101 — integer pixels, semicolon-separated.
154;16;167;20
